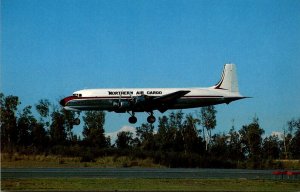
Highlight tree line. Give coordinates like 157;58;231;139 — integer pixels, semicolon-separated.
1;93;299;168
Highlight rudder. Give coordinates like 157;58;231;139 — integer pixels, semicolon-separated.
214;64;239;93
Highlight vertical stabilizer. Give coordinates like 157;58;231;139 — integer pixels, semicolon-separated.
214;64;239;93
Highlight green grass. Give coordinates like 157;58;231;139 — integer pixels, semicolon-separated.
2;154;300;191
2;178;300;191
2;153;300;169
1;153;162;168
275;159;300;170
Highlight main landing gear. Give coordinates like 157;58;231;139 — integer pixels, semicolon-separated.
128;111;156;124
147;112;156;124
129;116;137;124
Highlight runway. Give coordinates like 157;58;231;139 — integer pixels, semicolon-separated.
1;168;276;179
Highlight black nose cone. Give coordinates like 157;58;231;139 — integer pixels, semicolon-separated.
60;98;66;106
60;96;77;107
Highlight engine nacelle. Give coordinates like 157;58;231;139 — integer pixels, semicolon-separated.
134;95;147;104
113;100;131;109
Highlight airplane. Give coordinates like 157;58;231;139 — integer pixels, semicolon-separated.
60;64;248;125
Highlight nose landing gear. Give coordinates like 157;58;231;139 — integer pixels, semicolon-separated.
73;112;81;125
73;118;81;125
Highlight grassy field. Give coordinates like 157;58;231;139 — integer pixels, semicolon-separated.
1;153;162;168
2;178;300;191
2;154;300;191
2;153;300;169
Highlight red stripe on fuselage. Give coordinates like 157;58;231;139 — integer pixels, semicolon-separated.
60;96;78;106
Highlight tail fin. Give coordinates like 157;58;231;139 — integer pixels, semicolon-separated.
214;64;239;93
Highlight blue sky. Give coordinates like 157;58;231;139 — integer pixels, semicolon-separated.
2;0;300;136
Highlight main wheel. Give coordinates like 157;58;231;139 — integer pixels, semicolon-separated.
129;116;137;124
147;115;156;124
73;118;81;125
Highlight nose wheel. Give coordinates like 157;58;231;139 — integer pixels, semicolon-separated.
73;112;81;125
73;118;81;125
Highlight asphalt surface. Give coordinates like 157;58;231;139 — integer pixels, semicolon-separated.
1;168;279;179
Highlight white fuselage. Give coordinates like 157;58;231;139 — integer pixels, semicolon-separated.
60;64;247;124
62;87;242;112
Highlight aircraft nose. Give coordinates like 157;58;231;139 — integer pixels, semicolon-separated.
60;96;77;107
60;98;66;106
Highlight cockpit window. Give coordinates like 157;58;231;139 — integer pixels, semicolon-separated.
73;93;82;97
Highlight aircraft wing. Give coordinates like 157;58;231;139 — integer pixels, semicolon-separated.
149;90;190;113
153;90;190;103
